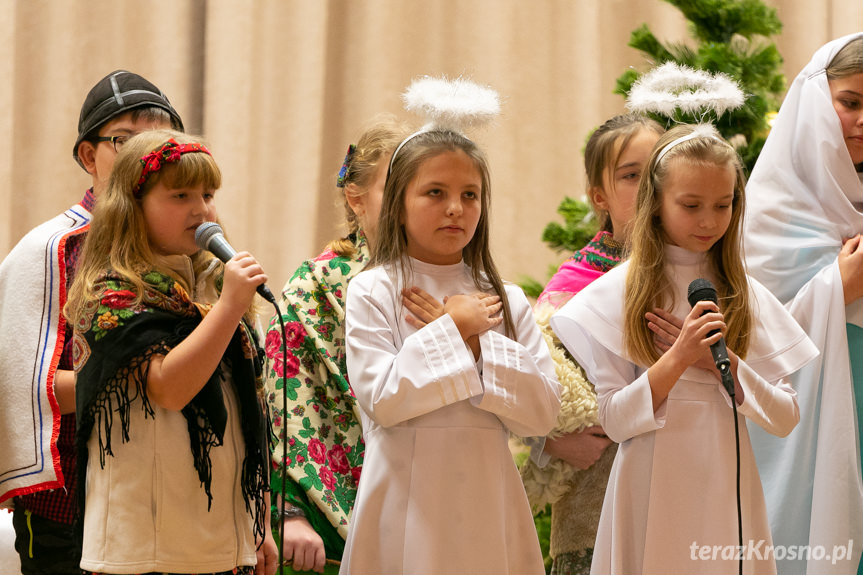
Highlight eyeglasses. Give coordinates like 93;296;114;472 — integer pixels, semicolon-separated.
93;135;131;153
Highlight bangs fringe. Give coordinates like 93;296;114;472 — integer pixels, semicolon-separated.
159;151;222;191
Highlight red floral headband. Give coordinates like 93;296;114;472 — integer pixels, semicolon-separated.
133;138;211;196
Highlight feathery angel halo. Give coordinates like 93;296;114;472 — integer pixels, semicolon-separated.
389;76;501;174
402;76;501;133
626;62;745;120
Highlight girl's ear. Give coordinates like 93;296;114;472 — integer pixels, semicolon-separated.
77;141;98;176
589;186;610;211
344;183;365;218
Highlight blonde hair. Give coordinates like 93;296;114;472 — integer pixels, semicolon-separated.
372;129;516;337
66;129;227;326
585;114;665;233
624;124;752;366
328;115;411;257
826;36;863;80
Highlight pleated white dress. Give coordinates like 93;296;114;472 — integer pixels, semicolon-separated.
551;245;818;575
340;258;561;575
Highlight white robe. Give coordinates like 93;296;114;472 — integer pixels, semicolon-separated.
551;245;818;575
743;31;863;575
341;258;561;575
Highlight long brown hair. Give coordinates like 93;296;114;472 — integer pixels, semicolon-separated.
372;129;515;337
66;129;227;326
624;124;752;366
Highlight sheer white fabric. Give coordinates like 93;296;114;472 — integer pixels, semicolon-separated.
743;32;863;575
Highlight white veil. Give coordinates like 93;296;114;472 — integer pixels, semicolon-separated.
744;32;863;575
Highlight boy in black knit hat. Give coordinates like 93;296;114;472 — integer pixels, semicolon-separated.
0;70;183;575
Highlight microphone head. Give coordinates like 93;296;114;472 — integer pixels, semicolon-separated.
195;221;223;251
687;278;718;308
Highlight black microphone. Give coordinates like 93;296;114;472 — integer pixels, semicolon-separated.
686;278;734;396
195;222;276;304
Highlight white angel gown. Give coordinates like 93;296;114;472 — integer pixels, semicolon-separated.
743;32;863;575
340;258;561;575
551;245;818;575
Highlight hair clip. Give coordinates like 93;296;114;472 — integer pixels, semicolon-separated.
336;144;357;188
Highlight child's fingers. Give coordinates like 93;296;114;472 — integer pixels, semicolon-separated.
401;292;422;311
841;234;862;254
647;308;683;332
582;425;607;437
695;316;726;337
473;292;500;303
404;314;427;329
646;315;679;344
407;288;443;312
225;252;268;292
407;286;441;306
402;288;444;323
487;302;503;316
229;250;255;263
477;315;503;333
705;329;725;346
402;298;434;324
243;267;268;286
228;252;265;274
689;300;720;318
648;323;675;348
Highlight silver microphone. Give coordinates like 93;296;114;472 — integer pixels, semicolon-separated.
195;222;276;304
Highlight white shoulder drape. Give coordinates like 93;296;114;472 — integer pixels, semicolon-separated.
743;32;863;575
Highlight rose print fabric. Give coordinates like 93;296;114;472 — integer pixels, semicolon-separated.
264;232;369;553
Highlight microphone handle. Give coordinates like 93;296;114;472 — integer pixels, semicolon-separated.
705;319;734;395
710;341;731;372
257;284;277;304
709;339;734;396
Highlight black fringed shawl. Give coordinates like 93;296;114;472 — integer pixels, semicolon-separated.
73;269;269;544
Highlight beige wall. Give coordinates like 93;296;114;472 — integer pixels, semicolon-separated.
2;0;861;296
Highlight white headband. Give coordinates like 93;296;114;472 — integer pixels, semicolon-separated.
654;124;727;166
387;77;500;177
387;125;434;176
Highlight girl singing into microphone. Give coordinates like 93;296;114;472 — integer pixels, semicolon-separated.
65;129;277;575
551;124;818;574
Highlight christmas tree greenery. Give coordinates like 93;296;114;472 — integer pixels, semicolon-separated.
521;0;785;300
615;0;784;171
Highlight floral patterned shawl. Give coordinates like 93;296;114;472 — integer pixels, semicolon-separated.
74;269;269;542
265;232;368;554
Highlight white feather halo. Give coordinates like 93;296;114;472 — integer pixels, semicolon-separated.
626;62;745;119
402;76;501;133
